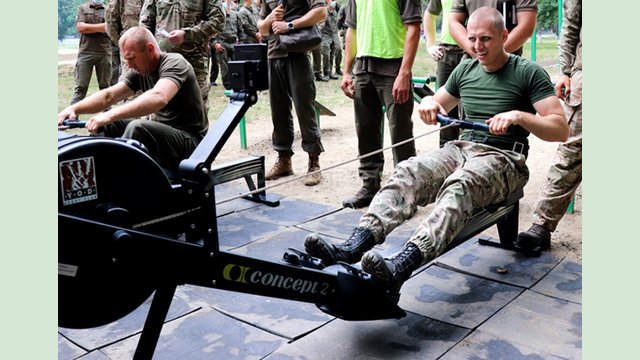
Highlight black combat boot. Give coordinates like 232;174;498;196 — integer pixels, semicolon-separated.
304;227;376;266
342;185;380;209
514;224;551;255
361;243;423;298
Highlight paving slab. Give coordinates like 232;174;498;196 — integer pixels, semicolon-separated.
236;196;337;227
58;333;87;359
264;312;470;360
435;236;564;288
213;180;266;216
76;350;112;359
99;307;286;360
441;329;567;360
295;207;364;240
58;291;197;352
399;264;523;329
216;210;288;249
477;290;582;360
531;257;582;304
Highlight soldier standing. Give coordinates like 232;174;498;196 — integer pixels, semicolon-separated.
213;0;242;89
105;0;144;82
140;0;225;115
239;0;263;44
319;0;340;80
71;0;112;105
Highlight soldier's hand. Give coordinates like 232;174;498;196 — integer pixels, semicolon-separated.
427;45;443;61
86;113;110;135
486;111;521;135
168;30;186;46
554;75;570;100
341;73;354;99
418;97;445;126
58;108;78;126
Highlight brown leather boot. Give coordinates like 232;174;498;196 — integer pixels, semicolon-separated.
266;155;293;180
303;153;322;186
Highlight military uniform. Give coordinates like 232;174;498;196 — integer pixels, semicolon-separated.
260;0;325;156
531;0;582;231
140;0;225;114
319;4;340;78
344;0;420;195
105;0;144;84
71;1;112;105
360;54;554;263
214;8;242;89
238;4;260;43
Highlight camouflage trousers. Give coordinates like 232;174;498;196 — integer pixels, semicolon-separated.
532;102;582;231
180;52;211;117
359;141;529;264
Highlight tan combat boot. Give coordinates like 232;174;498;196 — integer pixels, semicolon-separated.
303;153;322;186
265;155;293;180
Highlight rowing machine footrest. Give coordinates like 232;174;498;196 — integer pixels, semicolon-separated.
316;263;406;321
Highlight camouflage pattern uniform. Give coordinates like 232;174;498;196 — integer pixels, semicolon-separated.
214;7;242;89
105;0;144;82
319;3;340;77
140;0;225;114
359;142;529;262
71;1;112;105
532;0;582;231
238;3;260;43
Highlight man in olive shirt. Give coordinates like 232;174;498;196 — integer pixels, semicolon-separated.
71;0;113;104
57;27;208;171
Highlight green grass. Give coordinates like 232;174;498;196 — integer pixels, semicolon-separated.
58;35;559;122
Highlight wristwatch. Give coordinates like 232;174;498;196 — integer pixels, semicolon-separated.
287;21;294;31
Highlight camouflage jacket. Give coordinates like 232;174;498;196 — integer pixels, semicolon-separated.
140;0;225;55
559;0;581;106
105;0;144;43
238;5;259;43
559;0;581;76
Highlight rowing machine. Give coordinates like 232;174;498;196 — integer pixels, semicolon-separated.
58;44;405;360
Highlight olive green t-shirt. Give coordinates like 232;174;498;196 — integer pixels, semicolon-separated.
445;54;555;145
123;53;208;136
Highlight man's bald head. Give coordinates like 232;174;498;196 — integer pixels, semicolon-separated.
119;26;159;52
468;6;506;34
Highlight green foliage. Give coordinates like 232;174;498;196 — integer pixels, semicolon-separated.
58;0;85;41
537;0;559;33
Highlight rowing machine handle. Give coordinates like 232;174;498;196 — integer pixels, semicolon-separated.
63;119;88;128
436;114;489;132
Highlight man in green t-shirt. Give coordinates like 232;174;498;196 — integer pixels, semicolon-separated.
304;7;569;299
57;26;208;171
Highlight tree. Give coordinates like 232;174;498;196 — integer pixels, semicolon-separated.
58;0;84;41
537;0;559;34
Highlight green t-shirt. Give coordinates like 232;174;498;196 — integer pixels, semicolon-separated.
445;54;555;145
123;53;208;136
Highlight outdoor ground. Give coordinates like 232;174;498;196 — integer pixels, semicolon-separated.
58;47;582;262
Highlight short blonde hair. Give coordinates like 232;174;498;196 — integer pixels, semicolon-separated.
119;26;158;52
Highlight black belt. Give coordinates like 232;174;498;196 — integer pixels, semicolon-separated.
485;140;527;155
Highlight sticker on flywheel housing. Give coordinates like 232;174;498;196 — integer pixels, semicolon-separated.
58;263;78;277
60;156;98;205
